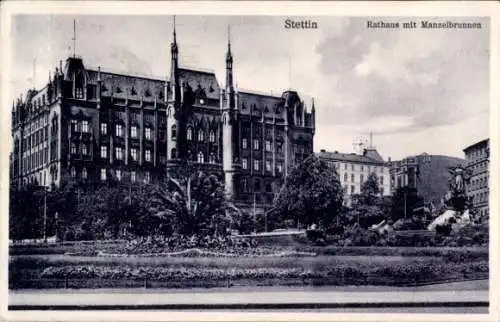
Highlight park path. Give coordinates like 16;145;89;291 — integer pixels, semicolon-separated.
9;280;488;308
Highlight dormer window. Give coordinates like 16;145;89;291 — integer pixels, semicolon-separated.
116;86;122;93
130;87;137;96
145;89;151;97
75;72;85;99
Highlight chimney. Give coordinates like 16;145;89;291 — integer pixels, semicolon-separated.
320;149;326;153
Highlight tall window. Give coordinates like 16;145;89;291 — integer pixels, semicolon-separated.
171;125;177;140
265;160;272;172
253;139;259;150
277;162;283;173
242;158;248;170
265;140;272;152
71;120;78;132
70;167;76;178
171;148;177;159
360;174;364;183
100;145;108;158
130;171;136;183
380;176;384;185
209;131;215;143
71;143;77;154
116;169;122;181
130;148;138;161
100;123;107;135
115;124;123;137
198;130;204;142
254;159;260;171
351;173;355;182
145;149;152;162
131;126;138;138
187;127;193;141
242;138;248;149
82;167;87;179
100;168;107;181
197;151;204;163
351;185;355;194
209;153;216;164
351;164;355;171
344;173;348;182
115;147;123;160
82;144;88;156
145;127;152;140
82;120;89;133
144;172;150;183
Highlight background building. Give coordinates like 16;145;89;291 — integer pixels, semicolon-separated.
463;138;489;217
10;25;315;212
390;153;465;207
317;147;391;207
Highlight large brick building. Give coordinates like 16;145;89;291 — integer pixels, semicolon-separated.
463;138;489;217
10;25;316;211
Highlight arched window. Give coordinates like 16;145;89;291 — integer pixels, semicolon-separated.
209;131;215;143
171;148;177;159
209;153;216;164
241;178;248;193
82;167;88;179
198;130;205;142
197;151;204;163
70;167;76;178
71;143;77;155
171;124;177;140
187;127;193;141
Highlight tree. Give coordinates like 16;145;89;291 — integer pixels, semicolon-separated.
273;155;343;229
9;183;45;240
150;164;228;236
360;172;380;205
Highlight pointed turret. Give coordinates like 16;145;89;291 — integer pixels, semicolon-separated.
170;16;180;102
225;25;235;109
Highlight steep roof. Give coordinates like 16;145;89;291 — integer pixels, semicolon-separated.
87;69;165;102
178;68;220;100
316;150;386;165
237;90;284;117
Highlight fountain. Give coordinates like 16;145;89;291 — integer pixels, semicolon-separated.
427;165;473;231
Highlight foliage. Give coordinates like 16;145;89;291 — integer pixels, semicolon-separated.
272;155;343;229
390;187;424;222
149;164;229;237
9;183;46;240
359;172;380;205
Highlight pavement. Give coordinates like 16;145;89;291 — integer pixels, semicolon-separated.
8;280;489;312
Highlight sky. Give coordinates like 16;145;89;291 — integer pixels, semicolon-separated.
9;15;490;160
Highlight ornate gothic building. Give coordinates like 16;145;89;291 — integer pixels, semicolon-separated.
10;26;316;210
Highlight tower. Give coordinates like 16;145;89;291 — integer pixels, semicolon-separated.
222;26;238;197
166;16;181;165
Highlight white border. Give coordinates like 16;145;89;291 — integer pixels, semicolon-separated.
1;1;498;321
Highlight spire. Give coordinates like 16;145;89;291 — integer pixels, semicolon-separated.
171;15;178;57
72;19;76;57
225;24;234;97
311;97;315;113
226;25;233;62
97;66;101;81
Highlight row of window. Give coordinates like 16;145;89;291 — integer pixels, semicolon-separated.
70;167;151;184
343;173;385;184
21;148;49;174
466;148;488;161
241;158;283;173
327;161;386;174
470;177;489;190
21;127;49;152
472;191;489;204
241;138;284;152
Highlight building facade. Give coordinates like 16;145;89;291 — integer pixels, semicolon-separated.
463;138;489;217
10;26;315;210
316;148;391;207
390;153;465;206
